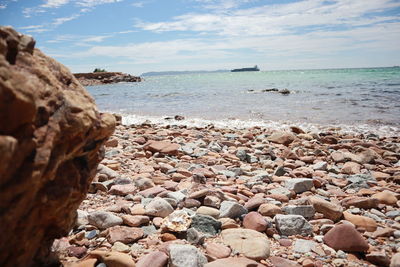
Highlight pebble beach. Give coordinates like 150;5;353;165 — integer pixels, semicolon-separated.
56;119;400;267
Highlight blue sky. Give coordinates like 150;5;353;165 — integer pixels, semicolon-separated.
1;0;400;74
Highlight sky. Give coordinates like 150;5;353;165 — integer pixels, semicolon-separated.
1;0;400;75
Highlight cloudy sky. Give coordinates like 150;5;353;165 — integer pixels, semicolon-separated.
1;0;400;74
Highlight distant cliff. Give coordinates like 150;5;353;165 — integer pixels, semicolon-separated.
74;72;142;86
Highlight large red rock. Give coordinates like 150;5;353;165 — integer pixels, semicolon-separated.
323;224;369;252
0;27;115;266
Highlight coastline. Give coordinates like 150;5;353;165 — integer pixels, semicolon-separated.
58;117;400;267
74;72;142;86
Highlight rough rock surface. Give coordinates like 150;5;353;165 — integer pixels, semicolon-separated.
0;26;115;266
74;72;142;86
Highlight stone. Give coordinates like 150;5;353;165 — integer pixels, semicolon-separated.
136;251;168;267
366;251;390;267
341;197;379;209
111;242;131;253
391;253;400;267
122;215;150;227
205;242;231;259
219;201;248;219
274;214;313;236
144;140;180;155
168;244;207;267
0;26;115;266
267;131;296;145
133;177;155;191
145;197;174;218
196;206;220;218
76;210;89;227
283;205;315;219
186;228;206;245
343;211;377;232
107;226;144;244
323;224;369;252
109;184;137;196
162;210;192;232
191;214;221;236
308;196;343;222
372;190;398;205
88;211;123;230
341;162;361;175
67;246;87;258
258;203;282;217
313;161;328;171
293;239;317;253
371;227;395;238
285;178;314;193
243;211;268;232
204;257;264;267
270;256;302;267
221;228;270;260
89;250;135;267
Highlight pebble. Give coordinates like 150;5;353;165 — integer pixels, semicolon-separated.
275;214;313;236
285;178;314;193
323;224;369;252
87;211;123;230
168;244;208;267
219;201;248;219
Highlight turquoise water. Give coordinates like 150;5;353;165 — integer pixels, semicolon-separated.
87;67;400;131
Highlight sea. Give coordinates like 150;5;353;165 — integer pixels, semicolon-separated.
86;67;400;136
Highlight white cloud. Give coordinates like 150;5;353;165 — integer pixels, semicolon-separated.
136;0;400;36
41;0;69;8
76;0;123;7
52;14;80;26
194;0;256;10
0;4;6;9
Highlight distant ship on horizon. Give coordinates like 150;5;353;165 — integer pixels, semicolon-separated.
231;65;260;72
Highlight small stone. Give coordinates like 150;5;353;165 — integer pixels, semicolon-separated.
136;251;169;267
219;201;248;219
204;257;264;267
186;227;206;245
372;227;395;238
112;241;131;253
293;239;317;253
67;246;87;258
191;214;221;236
89;250;135;267
278;238;292;246
196;206;220;218
341;162;361;174
168;244;208;267
122;215;150;227
391;253;400;267
313;162;328;171
323;224;369;252
107;226;144;244
205;242;231;259
145;197;174;218
221;228;270;260
283;205;315;219
343;211;377;232
274;214;313;236
243;211;268;232
267;131;296;145
161;232;177;242
88;211;123;230
372;190;398;205
366;251;390;267
162;210;192;232
285;178;314;194
258;203;282;217
270;256;302;267
145;140;180;155
302;259;315;267
109;184;136;196
308;196;343;222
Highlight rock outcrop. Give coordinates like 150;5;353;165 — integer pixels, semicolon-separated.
74;72;142;86
0;26;115;266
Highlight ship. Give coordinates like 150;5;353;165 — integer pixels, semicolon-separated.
231;65;260;72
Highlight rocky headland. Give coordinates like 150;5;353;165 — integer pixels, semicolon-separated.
74;72;142;86
56;121;400;267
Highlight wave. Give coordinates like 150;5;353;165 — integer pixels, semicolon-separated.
119;113;399;137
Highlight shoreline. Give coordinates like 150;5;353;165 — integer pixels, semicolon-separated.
116;113;400;138
57;120;399;267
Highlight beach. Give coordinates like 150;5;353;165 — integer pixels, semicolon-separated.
57;118;400;267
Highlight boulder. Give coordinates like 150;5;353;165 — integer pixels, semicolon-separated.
0;27;115;266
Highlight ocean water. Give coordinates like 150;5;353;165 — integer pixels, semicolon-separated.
86;67;400;135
